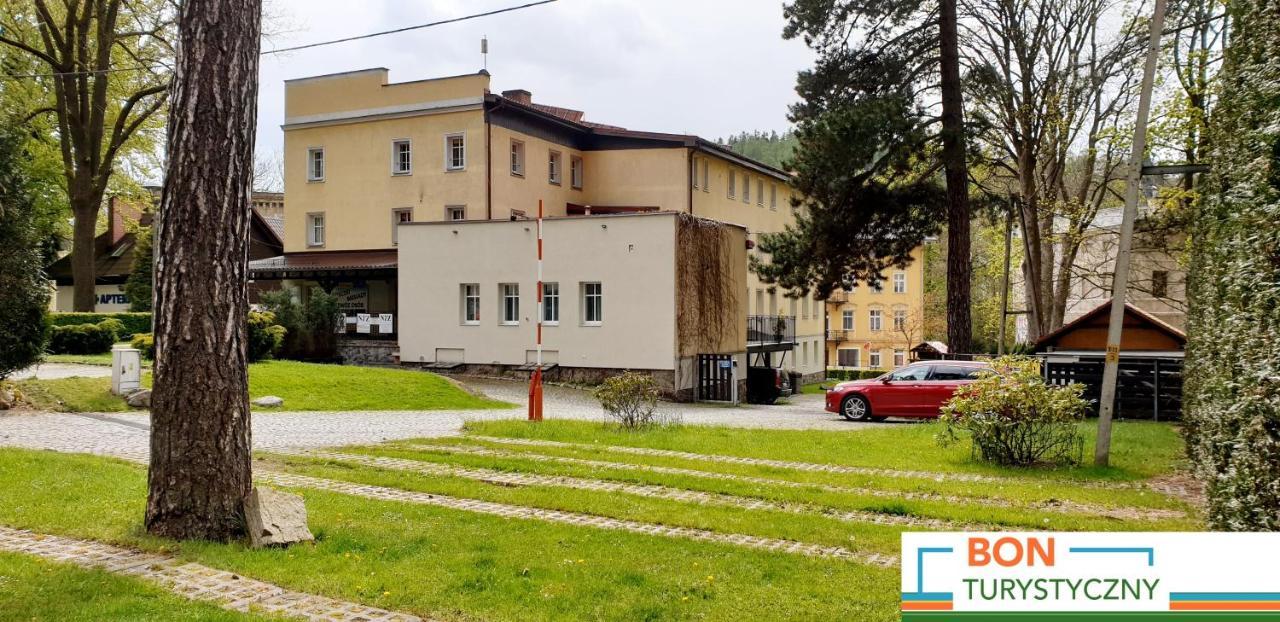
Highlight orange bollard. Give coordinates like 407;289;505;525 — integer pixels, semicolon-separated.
528;368;543;421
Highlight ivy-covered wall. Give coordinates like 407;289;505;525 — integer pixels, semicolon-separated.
1183;0;1280;530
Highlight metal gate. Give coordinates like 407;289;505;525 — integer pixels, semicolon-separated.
697;353;735;402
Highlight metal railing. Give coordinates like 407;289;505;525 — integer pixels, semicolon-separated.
826;329;849;341
747;315;796;345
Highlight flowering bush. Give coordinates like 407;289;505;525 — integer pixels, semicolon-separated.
937;356;1087;466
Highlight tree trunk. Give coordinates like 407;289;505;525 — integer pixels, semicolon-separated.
70;198;99;312
939;0;972;354
145;0;262;541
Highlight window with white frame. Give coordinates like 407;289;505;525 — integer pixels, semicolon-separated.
869;309;882;331
446;205;466;221
548;150;562;185
728;170;736;198
757;179;764;206
893;349;906;367
801;296;809;319
392;140;412;175
842;310;854;331
500;283;520;325
307;148;325;181
893;308;907;332
872;279;884;293
510;140;524;176
391;208;412;244
582;282;603;325
306;212;325;246
701;159;709;192
869;350;882;369
691;158;699;189
771;184;778;209
445;133;466;171
570;155;583;189
743;174;751;203
542;282;559;324
893;272;906;293
837;348;860;368
461;283;480;324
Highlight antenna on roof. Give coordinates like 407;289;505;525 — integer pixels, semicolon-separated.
481;36;488;70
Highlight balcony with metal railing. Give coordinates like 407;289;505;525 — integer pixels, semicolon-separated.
747;315;797;352
826;329;849;342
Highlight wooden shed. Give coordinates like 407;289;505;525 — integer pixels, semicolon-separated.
1035;299;1186;354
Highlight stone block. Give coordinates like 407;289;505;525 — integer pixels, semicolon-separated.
243;487;313;548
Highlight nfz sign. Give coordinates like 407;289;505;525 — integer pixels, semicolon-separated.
903;533;1280;620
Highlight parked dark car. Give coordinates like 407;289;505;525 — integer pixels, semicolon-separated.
824;361;991;421
747;366;790;404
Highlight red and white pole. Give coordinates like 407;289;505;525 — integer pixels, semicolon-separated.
528;199;544;421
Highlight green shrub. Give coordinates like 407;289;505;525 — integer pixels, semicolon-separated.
49;312;150;339
937;356;1087;467
0;130;49;378
96;318;125;342
595;371;663;429
825;368;887;381
247;311;286;362
47;323;116;355
130;333;155;360
260;287;339;360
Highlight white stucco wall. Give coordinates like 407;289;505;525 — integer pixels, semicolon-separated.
397;212;680;371
53;284;132;312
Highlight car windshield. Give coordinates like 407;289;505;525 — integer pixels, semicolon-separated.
887;365;930;381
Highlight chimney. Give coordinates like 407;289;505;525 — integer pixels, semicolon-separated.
502;89;531;105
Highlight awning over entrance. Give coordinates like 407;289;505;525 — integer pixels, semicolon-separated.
248;250;398;280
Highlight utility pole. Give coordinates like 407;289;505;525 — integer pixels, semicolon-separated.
1095;0;1167;467
528;199;544;422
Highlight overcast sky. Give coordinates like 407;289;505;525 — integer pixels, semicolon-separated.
254;0;814;163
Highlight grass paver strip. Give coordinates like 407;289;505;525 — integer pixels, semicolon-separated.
470;435;1137;489
0;525;424;622
257;470;897;568
407;442;1185;522
282;449;974;531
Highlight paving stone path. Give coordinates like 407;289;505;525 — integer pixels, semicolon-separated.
280;449;975;531
257;470;897;568
407;442;1187;522
0;526;424;622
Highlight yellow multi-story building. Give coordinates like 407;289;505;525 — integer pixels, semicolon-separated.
250;68;824;391
824;246;928;372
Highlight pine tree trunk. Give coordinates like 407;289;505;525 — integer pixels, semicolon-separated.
939;0;972;354
145;0;262;541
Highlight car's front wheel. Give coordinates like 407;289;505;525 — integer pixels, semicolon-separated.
840;394;872;422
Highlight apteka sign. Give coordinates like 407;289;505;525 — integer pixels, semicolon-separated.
902;532;1280;620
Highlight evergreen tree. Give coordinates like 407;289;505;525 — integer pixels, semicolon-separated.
0;129;50;379
1184;0;1280;530
124;225;153;312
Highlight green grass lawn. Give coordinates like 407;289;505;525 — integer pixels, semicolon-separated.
798;382;830;395
0;416;1196;621
14;360;511;412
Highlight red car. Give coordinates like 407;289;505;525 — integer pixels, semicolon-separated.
824;361;991;421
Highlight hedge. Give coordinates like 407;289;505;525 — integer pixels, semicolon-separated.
47;322;117;355
825;368;888;381
49;312;151;339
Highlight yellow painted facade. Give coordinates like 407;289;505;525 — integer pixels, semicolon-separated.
825;246;928;372
278;68;826;378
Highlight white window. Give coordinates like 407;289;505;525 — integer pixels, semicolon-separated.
842;310;854;331
872;280;884;293
691;158;699;189
701;159;709;192
582;282;603;325
743;174;751;203
869;309;882;332
307;148;325;181
893;272;906;293
392;139;412;175
770;184;777;209
894;349;906;367
757;179;764;206
728;170;736;199
869;350;882;369
446;205;466;221
462;283;480;324
391;208;412;244
548;150;562;184
306;213;325;247
802;296;809;319
893;309;907;332
837;348;860;368
510;140;525;176
500;283;520;325
445;133;466;171
570;156;583;189
542;282;559;324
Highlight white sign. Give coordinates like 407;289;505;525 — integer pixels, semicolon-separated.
902;532;1280;619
